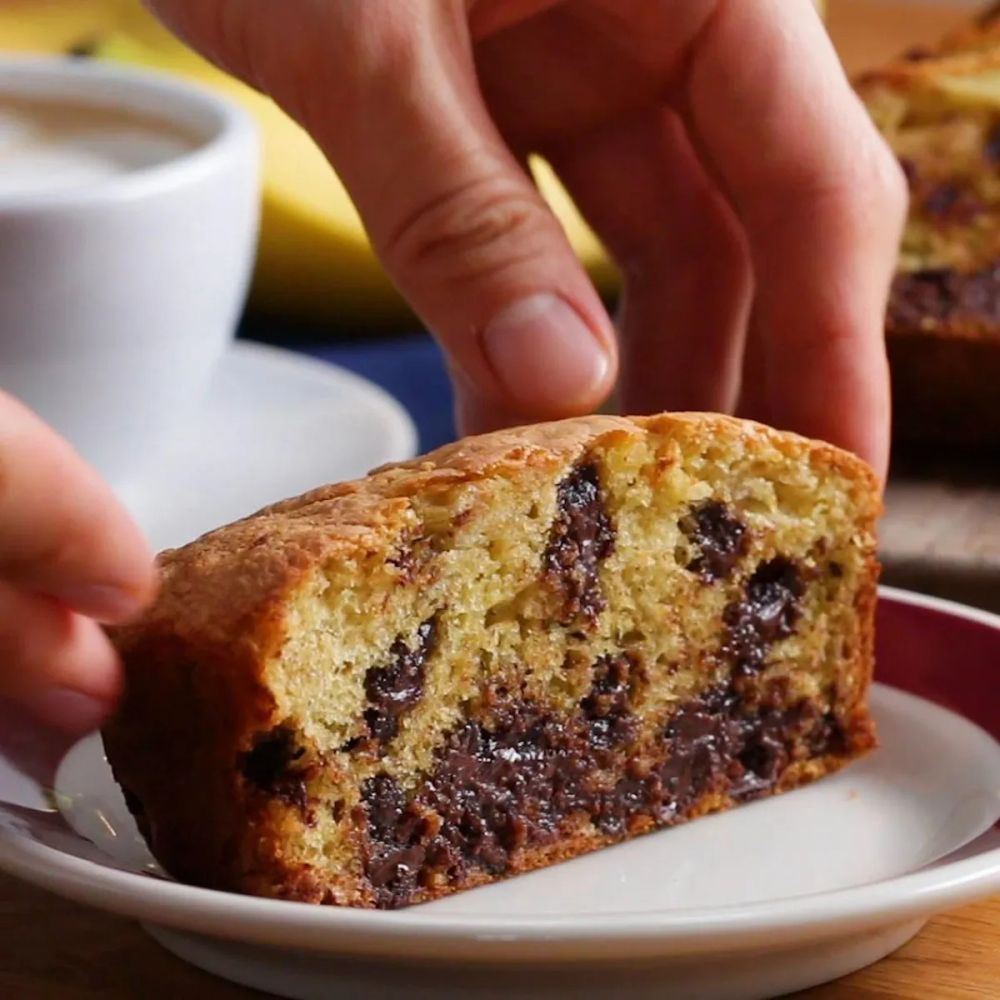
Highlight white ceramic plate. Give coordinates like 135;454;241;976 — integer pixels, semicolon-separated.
117;339;418;552
0;588;998;1000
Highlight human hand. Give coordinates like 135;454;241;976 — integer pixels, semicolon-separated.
149;0;905;479
0;392;154;778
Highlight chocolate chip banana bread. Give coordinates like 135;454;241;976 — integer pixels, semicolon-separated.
103;413;879;909
856;15;1000;449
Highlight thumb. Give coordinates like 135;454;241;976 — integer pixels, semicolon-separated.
282;3;619;430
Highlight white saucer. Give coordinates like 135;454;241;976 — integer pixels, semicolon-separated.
1;590;999;1000
118;340;418;552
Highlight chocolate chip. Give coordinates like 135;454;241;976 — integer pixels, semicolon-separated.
421;706;596;871
722;558;804;678
362;773;405;841
360;700;600;905
659;691;743;816
681;500;749;583
922;183;982;223
362;618;438;747
366;842;427;898
737;724;791;787
360;774;429;905
581;653;638;749
238;726;308;810
744;558;804;639
543;462;615;625
902;45;934;62
924;184;960;217
659;679;832;807
595;772;660;836
888;266;1000;331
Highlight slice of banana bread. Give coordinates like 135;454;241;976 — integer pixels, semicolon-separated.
103;413;879;909
856;21;1000;449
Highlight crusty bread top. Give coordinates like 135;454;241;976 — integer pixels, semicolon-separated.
110;412;877;663
854;18;1000;341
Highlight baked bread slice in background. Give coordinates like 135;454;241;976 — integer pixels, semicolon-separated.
856;14;1000;449
103;413;879;909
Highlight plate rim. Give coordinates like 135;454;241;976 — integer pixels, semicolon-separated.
0;589;998;960
216;339;419;464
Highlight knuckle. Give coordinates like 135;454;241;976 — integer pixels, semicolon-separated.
381;173;556;285
875;146;910;225
851;127;910;225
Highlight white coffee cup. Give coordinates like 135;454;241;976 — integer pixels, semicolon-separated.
0;56;259;490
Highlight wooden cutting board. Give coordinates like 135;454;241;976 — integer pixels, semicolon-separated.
881;452;1000;612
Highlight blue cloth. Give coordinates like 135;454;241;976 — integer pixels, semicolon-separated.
298;333;457;453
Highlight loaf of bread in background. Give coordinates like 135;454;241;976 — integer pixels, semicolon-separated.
857;11;1000;450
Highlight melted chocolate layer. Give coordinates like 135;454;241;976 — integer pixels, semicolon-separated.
358;555;840;909
544;463;615;625
359;679;841;908
581;652;640;749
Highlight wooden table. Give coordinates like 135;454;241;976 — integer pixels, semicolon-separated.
1;871;997;999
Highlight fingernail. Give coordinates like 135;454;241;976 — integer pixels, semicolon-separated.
480;293;611;414
48;583;145;623
23;687;111;734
